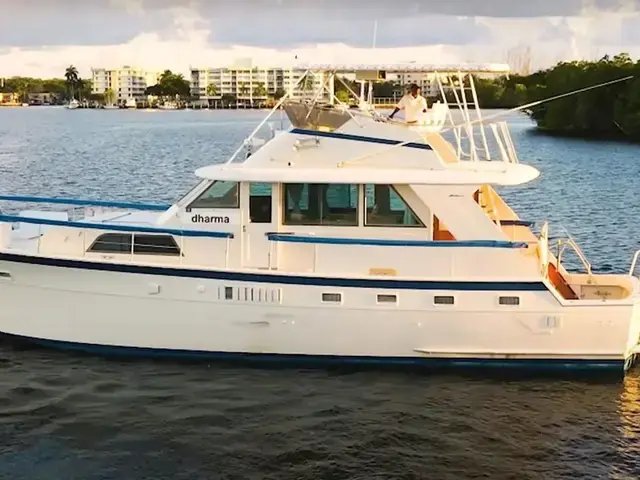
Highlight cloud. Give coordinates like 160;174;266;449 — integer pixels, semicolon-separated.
1;0;640;78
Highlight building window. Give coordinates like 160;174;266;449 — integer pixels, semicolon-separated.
434;295;455;305
498;296;520;306
364;184;423;227
322;292;342;303
283;183;358;226
188;181;239;209
88;233;132;253
133;234;181;256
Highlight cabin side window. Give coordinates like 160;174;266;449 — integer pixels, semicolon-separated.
283;183;358;226
88;233;132;253
88;233;182;256
364;184;423;227
188;180;239;210
133;234;181;256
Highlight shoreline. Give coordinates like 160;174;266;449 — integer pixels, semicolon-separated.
530;125;640;144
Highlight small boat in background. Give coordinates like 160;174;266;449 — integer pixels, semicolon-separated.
67;99;79;110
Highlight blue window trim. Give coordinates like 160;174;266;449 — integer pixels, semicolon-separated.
290;128;433;150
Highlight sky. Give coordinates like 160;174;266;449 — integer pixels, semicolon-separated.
1;0;640;78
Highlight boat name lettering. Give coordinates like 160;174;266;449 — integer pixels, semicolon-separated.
191;214;230;224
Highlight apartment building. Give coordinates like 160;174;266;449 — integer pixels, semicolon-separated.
190;58;328;103
395;73;441;97
91;66;160;104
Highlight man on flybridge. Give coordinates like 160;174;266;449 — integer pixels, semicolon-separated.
388;83;428;124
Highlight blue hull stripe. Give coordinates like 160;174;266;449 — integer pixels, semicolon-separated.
2;333;626;371
266;233;527;249
290;128;433;150
0;252;548;291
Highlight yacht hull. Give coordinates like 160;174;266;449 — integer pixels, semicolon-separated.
1;253;639;373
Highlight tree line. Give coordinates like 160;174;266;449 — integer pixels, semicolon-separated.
456;53;640;141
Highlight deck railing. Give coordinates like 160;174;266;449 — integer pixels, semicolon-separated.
0;196;235;267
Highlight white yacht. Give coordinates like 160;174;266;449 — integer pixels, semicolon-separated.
159;101;179;110
1;63;639;374
67;98;79;110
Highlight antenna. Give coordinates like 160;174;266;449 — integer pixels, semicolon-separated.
372;20;378;49
368;20;378;105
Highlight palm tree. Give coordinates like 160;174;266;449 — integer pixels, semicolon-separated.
104;88;115;105
253;82;267;99
206;83;217;97
16;79;30;104
65;65;79;100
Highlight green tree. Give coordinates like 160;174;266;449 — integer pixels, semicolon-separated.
253;81;267;98
238;82;249;97
524;53;640;140
335;90;350;103
206;83;217;97
65;65;79;99
145;70;191;99
104;88;115;105
221;93;236;106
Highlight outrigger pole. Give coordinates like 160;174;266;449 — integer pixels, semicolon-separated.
339;74;635;167
441;74;635;133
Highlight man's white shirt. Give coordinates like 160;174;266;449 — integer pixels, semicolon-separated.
396;94;428;123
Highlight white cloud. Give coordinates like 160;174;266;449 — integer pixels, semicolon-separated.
1;4;640;79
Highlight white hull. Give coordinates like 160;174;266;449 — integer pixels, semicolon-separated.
1;254;638;371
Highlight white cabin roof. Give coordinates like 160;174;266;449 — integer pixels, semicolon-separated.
195;162;539;186
293;62;511;74
195;113;538;187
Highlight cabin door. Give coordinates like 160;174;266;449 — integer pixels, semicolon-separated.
243;183;275;269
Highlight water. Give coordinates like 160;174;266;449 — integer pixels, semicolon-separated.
0;107;639;479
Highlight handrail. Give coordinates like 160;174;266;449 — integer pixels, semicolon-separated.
0;195;171;211
0;214;233;238
629;249;640;277
555;237;592;275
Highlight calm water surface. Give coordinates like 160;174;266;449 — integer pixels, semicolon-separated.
0;107;639;479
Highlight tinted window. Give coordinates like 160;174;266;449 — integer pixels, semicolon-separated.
283;183;358;226
364;184;423;227
133;234;181;256
188;181;239;209
249;182;272;223
88;233;132;253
